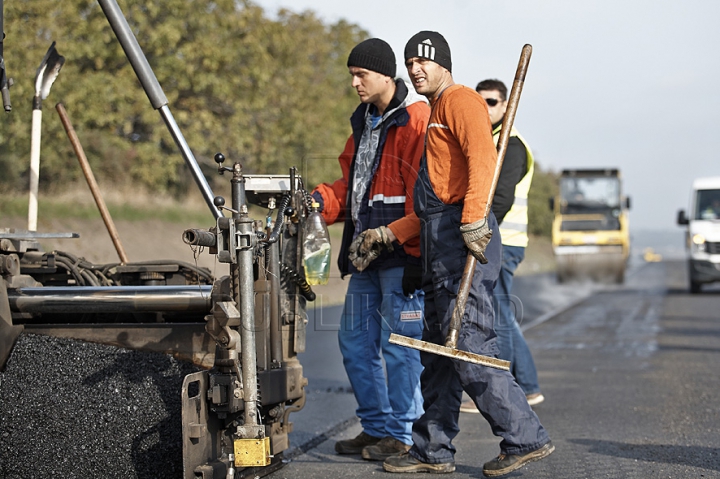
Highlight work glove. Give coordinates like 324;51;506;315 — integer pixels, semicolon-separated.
459;218;492;264
402;263;423;296
348;226;394;271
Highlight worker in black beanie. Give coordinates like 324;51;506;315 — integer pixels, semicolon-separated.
347;38;397;78
403;30;452;73
311;37;430;462
383;30;555;476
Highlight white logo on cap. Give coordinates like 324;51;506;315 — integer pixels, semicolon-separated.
417;39;435;61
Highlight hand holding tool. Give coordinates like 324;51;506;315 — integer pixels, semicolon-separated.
390;44;533;370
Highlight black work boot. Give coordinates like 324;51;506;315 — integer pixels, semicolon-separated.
334;432;382;454
482;441;555;477
361;436;411;461
383;453;456;473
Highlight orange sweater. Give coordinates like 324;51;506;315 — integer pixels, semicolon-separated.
394;85;498;245
426;84;498;224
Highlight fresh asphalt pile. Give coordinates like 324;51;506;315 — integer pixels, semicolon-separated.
0;333;201;479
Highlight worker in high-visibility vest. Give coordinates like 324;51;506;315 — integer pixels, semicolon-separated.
459;79;543;412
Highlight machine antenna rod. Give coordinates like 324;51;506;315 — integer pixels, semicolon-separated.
97;0;221;220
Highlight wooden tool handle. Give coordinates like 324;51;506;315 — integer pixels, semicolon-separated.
486;43;532;217
56;102;130;264
445;44;533;349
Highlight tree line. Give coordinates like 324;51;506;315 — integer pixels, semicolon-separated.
1;0;556;236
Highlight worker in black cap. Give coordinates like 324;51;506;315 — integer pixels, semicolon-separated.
310;38;430;461
382;31;554;477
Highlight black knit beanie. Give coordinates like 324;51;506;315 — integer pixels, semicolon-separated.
404;31;452;73
347;38;397;78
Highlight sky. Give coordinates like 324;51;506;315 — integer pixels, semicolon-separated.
254;0;720;231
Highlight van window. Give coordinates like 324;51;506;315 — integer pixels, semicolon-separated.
695;189;720;220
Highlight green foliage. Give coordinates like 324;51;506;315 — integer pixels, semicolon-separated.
1;0;364;195
527;162;558;238
1;0;557;242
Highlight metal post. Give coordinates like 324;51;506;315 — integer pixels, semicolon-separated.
268;239;283;366
237;216;259;428
225;162;263;436
0;0;12;112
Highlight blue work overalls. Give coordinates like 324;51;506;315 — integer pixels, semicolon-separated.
408;156;550;464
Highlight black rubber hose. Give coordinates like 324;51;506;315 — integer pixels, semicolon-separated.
280;262;315;302
48;252;213;285
52;253;87;286
266;194;291;245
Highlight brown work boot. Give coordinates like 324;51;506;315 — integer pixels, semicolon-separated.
334;431;382;454
361;436;411;461
482;441;555;477
383;452;456;473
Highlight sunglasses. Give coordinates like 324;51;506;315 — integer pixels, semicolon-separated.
483;97;502;107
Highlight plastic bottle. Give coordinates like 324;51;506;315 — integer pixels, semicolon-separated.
303;202;331;285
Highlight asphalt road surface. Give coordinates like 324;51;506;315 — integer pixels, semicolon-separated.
269;259;720;479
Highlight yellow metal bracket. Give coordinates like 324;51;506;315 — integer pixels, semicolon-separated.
234;437;271;467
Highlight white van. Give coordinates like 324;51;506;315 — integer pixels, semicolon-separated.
677;176;720;293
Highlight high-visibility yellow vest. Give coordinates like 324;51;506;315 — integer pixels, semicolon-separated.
492;124;534;247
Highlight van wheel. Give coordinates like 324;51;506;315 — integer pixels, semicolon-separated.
690;280;701;294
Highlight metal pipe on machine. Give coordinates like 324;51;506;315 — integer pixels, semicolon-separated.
7;285;212;314
96;0;221;220
267;238;283;366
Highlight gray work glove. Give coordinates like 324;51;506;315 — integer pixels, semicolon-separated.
348;226;394;271
459;218;492;264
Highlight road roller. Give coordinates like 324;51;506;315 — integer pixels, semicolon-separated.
550;168;631;283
